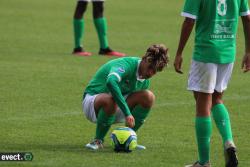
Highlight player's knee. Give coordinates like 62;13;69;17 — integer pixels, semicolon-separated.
212;98;223;107
74;1;88;19
212;91;223;106
142;90;155;108
102;96;117;114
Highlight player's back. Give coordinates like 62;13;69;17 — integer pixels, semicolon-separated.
84;57;140;95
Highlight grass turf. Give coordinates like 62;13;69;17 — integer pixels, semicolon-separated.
0;0;250;166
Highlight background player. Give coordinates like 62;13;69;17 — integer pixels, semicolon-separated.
73;0;125;57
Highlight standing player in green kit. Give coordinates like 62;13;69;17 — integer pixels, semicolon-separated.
174;0;250;166
72;0;125;57
82;44;168;150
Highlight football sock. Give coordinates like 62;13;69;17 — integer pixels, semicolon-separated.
212;103;233;144
131;105;150;131
94;17;109;49
95;108;115;141
73;19;84;49
195;116;212;165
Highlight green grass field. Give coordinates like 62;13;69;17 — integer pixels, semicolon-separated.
1;0;250;166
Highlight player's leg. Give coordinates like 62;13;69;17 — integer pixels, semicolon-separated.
92;1;125;57
193;91;212;166
185;60;216;167
211;63;238;167
83;93;116;150
93;93;117;142
92;1;107;49
126;90;155;132
123;90;155;150
185;92;212;167
212;92;238;167
212;91;233;145
73;0;92;56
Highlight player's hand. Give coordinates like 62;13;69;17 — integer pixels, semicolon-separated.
174;54;183;74
125;115;135;128
241;53;250;73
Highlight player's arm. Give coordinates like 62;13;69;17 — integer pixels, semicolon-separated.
106;73;135;128
106;75;131;116
241;14;250;72
175;0;200;74
174;17;195;74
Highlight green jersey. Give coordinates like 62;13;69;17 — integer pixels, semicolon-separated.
84;57;150;116
182;0;250;63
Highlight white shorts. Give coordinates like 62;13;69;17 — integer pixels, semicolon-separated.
188;60;234;93
82;94;125;123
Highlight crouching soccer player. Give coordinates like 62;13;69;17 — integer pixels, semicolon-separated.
82;44;169;150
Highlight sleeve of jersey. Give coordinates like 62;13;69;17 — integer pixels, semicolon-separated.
106;74;131;117
240;0;250;16
181;0;202;19
141;80;150;90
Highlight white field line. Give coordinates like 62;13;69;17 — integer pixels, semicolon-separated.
1;95;250;121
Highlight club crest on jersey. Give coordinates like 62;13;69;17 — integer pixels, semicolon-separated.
117;67;125;73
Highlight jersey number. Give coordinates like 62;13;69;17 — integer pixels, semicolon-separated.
217;0;227;16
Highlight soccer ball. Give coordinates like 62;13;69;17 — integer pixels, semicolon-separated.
111;127;137;152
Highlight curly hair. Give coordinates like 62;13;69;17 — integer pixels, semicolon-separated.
142;44;169;72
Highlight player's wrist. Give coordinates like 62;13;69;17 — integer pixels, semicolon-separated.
125;114;132;118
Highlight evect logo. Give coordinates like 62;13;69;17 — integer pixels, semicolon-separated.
0;152;33;161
